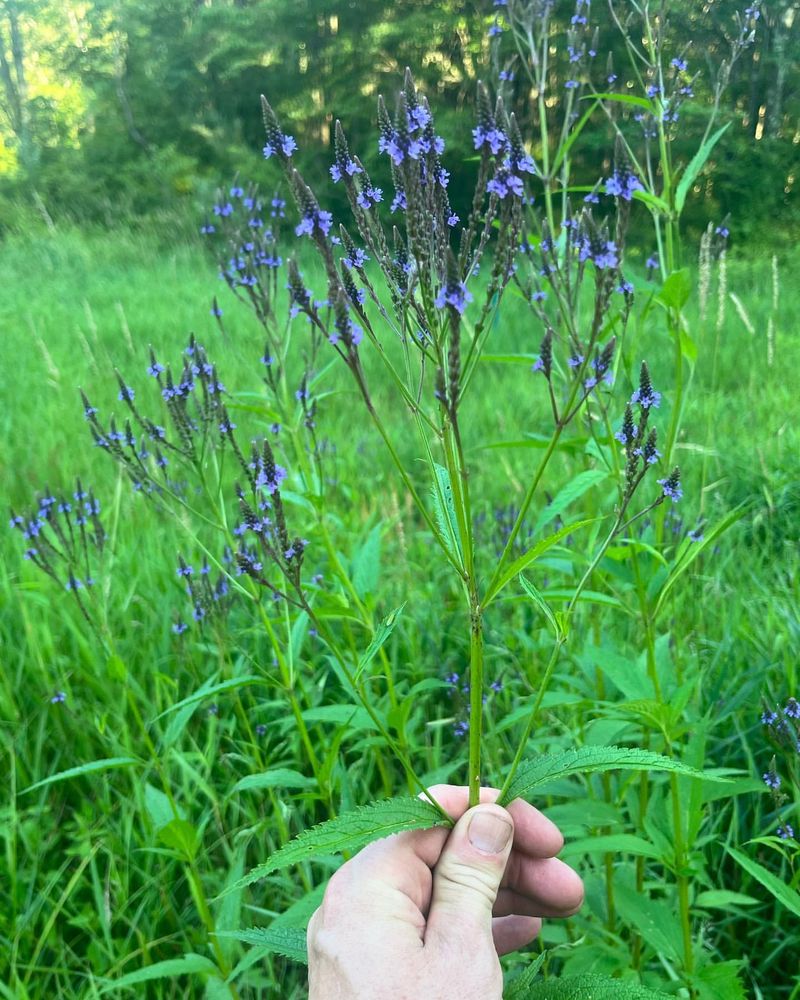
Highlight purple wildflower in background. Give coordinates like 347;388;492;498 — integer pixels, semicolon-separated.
658;468;683;503
565;79;580;89
200;222;215;235
688;527;704;542
593;241;619;269
255;723;268;737
50;691;67;704
454;720;469;736
330;158;362;183
172;621;188;635
605;168;644;201
762;770;781;790
343;247;369;269
213;202;233;218
777;824;795;840
785;698;800;719
631;361;661;409
263;134;297;159
296;208;333;238
435;276;473;314
117;385;135;403
716;225;730;239
761;710;779;725
356;185;383;209
671;57;688;72
499;70;514;81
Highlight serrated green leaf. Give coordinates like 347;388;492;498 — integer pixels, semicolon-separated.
354;604;405;683
521;974;669;999
675;123;731;213
505;951;546;998
430;462;462;562
22;756;140;795
533;470;607;535
228;768;315;796
228;797;449;892
693;960;746;1000
98;954;219;994
484;518;597;606
216;927;309;966
727;846;800;918
499;746;726;806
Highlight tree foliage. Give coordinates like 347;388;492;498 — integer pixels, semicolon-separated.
0;0;797;239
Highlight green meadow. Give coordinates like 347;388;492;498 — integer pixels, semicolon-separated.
1;217;798;997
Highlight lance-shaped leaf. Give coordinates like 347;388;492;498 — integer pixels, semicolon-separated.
227;796;449;893
215;927;309;966
727;846;800;919
499;746;727;806
522;974;670;999
354;603;406;683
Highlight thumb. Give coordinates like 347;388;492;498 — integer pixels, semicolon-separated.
425;803;513;951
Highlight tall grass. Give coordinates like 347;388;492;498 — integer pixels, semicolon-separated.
2;221;798;997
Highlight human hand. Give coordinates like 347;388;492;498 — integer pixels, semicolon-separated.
307;784;584;1000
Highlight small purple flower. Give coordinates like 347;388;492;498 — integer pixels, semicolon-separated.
255;723;268;737
490;680;503;692
499;70;514;82
715;225;730;239
565;79;580;90
343;247;370;270
777;824;795;840
172;621;188;635
658;469;683;503
473;125;508;155
762;770;781;790
295;208;333;239
646;255;659;272
445;672;459;686
118;385;135;403
761;710;779;726
50;690;67;704
263;134;297;159
200;222;215;235
671;57;688;72
784;698;800;720
605;170;644;201
454;720;469;736
688;527;704;543
356;185;383;210
435;277;473;315
531;290;547;303
488;21;504;36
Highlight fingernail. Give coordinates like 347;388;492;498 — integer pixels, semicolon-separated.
468;811;512;854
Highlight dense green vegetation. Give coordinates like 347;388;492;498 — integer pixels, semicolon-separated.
2;1;800;998
2;218;799;996
0;0;798;240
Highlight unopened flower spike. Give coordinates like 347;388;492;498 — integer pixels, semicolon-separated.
261;95;297;160
331;120;363;183
658;467;683;503
632;361;661;409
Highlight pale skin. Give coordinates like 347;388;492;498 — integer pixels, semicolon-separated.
307;785;585;1000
